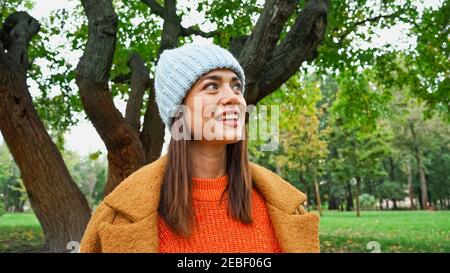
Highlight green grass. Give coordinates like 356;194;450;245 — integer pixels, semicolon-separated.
319;210;450;253
0;211;449;252
0;213;44;253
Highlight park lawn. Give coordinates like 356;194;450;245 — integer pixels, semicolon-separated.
319;210;450;253
0;211;449;252
0;213;44;253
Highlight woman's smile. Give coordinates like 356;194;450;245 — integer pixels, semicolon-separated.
215;108;241;128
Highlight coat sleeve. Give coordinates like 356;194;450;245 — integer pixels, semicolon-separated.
80;201;116;253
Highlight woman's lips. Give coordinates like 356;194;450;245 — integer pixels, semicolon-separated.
214;108;241;128
217;119;239;127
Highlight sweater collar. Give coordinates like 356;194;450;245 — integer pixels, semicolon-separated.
104;154;306;222
192;174;229;202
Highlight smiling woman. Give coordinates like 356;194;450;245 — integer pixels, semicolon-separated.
79;43;320;253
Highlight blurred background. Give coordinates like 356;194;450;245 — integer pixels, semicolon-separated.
0;0;448;252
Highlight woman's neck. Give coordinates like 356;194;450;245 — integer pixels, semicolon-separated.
189;141;227;178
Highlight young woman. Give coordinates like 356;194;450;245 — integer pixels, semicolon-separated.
80;43;319;253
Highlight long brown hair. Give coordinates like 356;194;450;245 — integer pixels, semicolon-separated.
158;135;253;237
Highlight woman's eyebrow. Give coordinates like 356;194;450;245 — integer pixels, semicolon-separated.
200;75;241;83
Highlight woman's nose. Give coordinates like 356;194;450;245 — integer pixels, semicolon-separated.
219;85;241;105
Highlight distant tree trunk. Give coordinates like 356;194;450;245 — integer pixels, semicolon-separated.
405;159;416;210
379;199;383;210
328;195;338;210
388;156;395;181
0;12;91;252
355;176;361;217
388;157;397;211
345;181;353;211
409;122;429;210
312;167;322;216
417;186;424;209
299;173;310;211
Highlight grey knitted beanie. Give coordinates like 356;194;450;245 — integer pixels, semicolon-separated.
154;43;245;129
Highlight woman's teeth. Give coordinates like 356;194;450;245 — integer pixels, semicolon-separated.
221;113;238;121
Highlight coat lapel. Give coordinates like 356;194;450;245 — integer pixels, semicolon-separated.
250;162;320;252
98;212;159;253
101;154;319;253
101;155;168;253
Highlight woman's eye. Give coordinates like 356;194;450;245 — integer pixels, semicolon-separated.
204;83;218;91
232;83;242;92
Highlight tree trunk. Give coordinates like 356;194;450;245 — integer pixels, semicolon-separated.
345;181;353;211
299;173;310;211
313;168;322;216
355;176;361;217
0;49;91;252
409;122;429;210
405;159;416;210
76;0;146;196
328;195;338;210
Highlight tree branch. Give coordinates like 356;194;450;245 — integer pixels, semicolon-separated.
158;0;181;55
336;9;404;46
238;0;299;88
249;0;329;105
125;52;151;132
76;0;145;194
1;11;40;73
229;35;249;58
137;0;179;163
141;0;165;18
140;82;165;164
180;25;219;38
111;72;131;84
142;0;218;43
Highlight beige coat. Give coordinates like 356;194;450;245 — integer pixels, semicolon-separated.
80;154;320;253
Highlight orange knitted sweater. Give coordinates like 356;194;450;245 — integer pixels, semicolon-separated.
158;174;282;253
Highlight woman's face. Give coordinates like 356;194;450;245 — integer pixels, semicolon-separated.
180;68;247;144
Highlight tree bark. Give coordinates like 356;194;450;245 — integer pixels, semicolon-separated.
409;121;429;210
125;53;151;132
248;0;329;105
140;84;165;164
299;172;310;211
312;168;322;216
76;0;146;196
345;181;353;211
405;159;416;210
355;176;361;217
238;0;298;93
0;12;91;252
139;0;182;164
